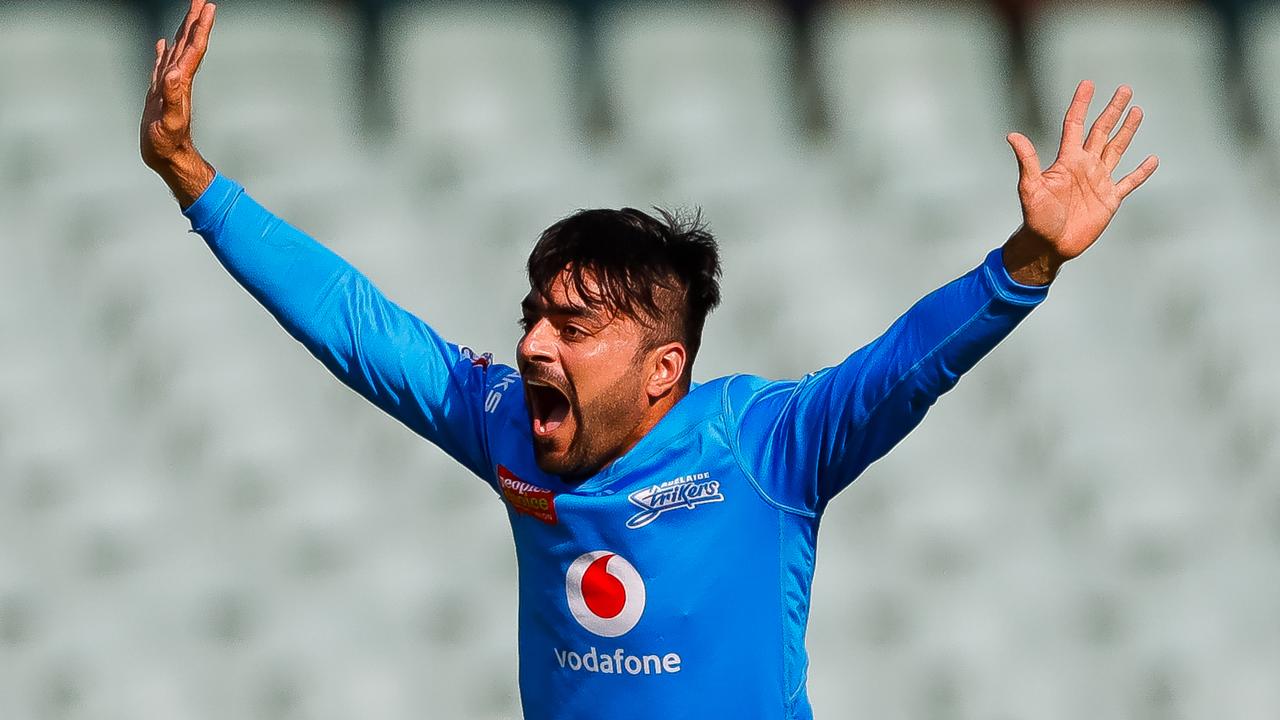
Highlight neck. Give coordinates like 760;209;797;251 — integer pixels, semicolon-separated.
624;384;687;451
563;385;689;483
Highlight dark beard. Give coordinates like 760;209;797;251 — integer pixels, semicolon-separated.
532;365;646;481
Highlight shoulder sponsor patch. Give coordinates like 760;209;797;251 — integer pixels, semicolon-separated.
460;345;493;368
497;464;558;525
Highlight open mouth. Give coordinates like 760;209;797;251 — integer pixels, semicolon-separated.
526;380;571;437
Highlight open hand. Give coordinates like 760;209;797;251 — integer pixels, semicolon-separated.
140;0;217;206
1003;80;1159;283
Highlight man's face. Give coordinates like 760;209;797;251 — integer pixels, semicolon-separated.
516;269;655;480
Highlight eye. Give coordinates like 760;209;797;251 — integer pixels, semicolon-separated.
562;324;587;340
516;317;533;332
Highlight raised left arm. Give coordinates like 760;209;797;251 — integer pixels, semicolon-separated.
728;248;1048;515
728;81;1159;515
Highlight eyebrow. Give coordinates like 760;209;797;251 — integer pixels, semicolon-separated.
521;296;599;321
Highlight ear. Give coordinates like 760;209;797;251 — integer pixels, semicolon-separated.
644;341;687;399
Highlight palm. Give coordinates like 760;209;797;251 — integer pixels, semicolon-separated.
1006;81;1159;262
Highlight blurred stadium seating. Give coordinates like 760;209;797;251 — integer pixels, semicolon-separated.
1;1;1277;718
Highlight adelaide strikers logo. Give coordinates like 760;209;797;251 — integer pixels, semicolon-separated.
625;471;723;529
565;551;646;638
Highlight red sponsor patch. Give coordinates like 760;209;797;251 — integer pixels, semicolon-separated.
497;464;558;525
460;346;492;368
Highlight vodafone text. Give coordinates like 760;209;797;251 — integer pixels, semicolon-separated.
553;646;682;675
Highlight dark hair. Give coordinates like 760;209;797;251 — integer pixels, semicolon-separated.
526;206;722;383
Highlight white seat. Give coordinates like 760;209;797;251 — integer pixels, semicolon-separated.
384;2;583;198
0;3;145;186
1242;5;1280;177
599;3;804;184
813;3;1013;206
1208;652;1280;720
178;2;363;176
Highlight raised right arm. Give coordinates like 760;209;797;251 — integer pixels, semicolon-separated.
138;1;513;486
183;176;513;484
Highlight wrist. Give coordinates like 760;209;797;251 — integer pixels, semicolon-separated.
151;147;216;209
1002;226;1064;286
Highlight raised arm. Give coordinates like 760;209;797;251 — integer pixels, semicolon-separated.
730;80;1159;516
138;1;513;487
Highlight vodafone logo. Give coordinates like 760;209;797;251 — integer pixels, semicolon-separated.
565;551;646;638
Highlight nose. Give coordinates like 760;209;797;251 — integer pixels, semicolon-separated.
517;318;557;367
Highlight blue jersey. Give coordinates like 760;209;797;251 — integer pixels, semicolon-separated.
184;175;1049;719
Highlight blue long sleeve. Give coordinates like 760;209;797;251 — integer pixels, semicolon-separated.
183;174;514;488
726;247;1050;516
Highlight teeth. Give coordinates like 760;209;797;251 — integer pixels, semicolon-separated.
526;379;568;437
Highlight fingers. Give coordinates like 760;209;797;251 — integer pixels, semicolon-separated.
174;0;206;55
1102;106;1144;172
1083;85;1132;154
1057;79;1094;159
161;32;176;69
150;38;165;94
1115;155;1159;199
164;0;204;67
155;1;214;105
179;3;216;75
1006;132;1042;185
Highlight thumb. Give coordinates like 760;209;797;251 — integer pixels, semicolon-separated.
1006;132;1042;185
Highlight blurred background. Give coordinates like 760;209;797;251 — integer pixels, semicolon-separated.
2;0;1279;718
